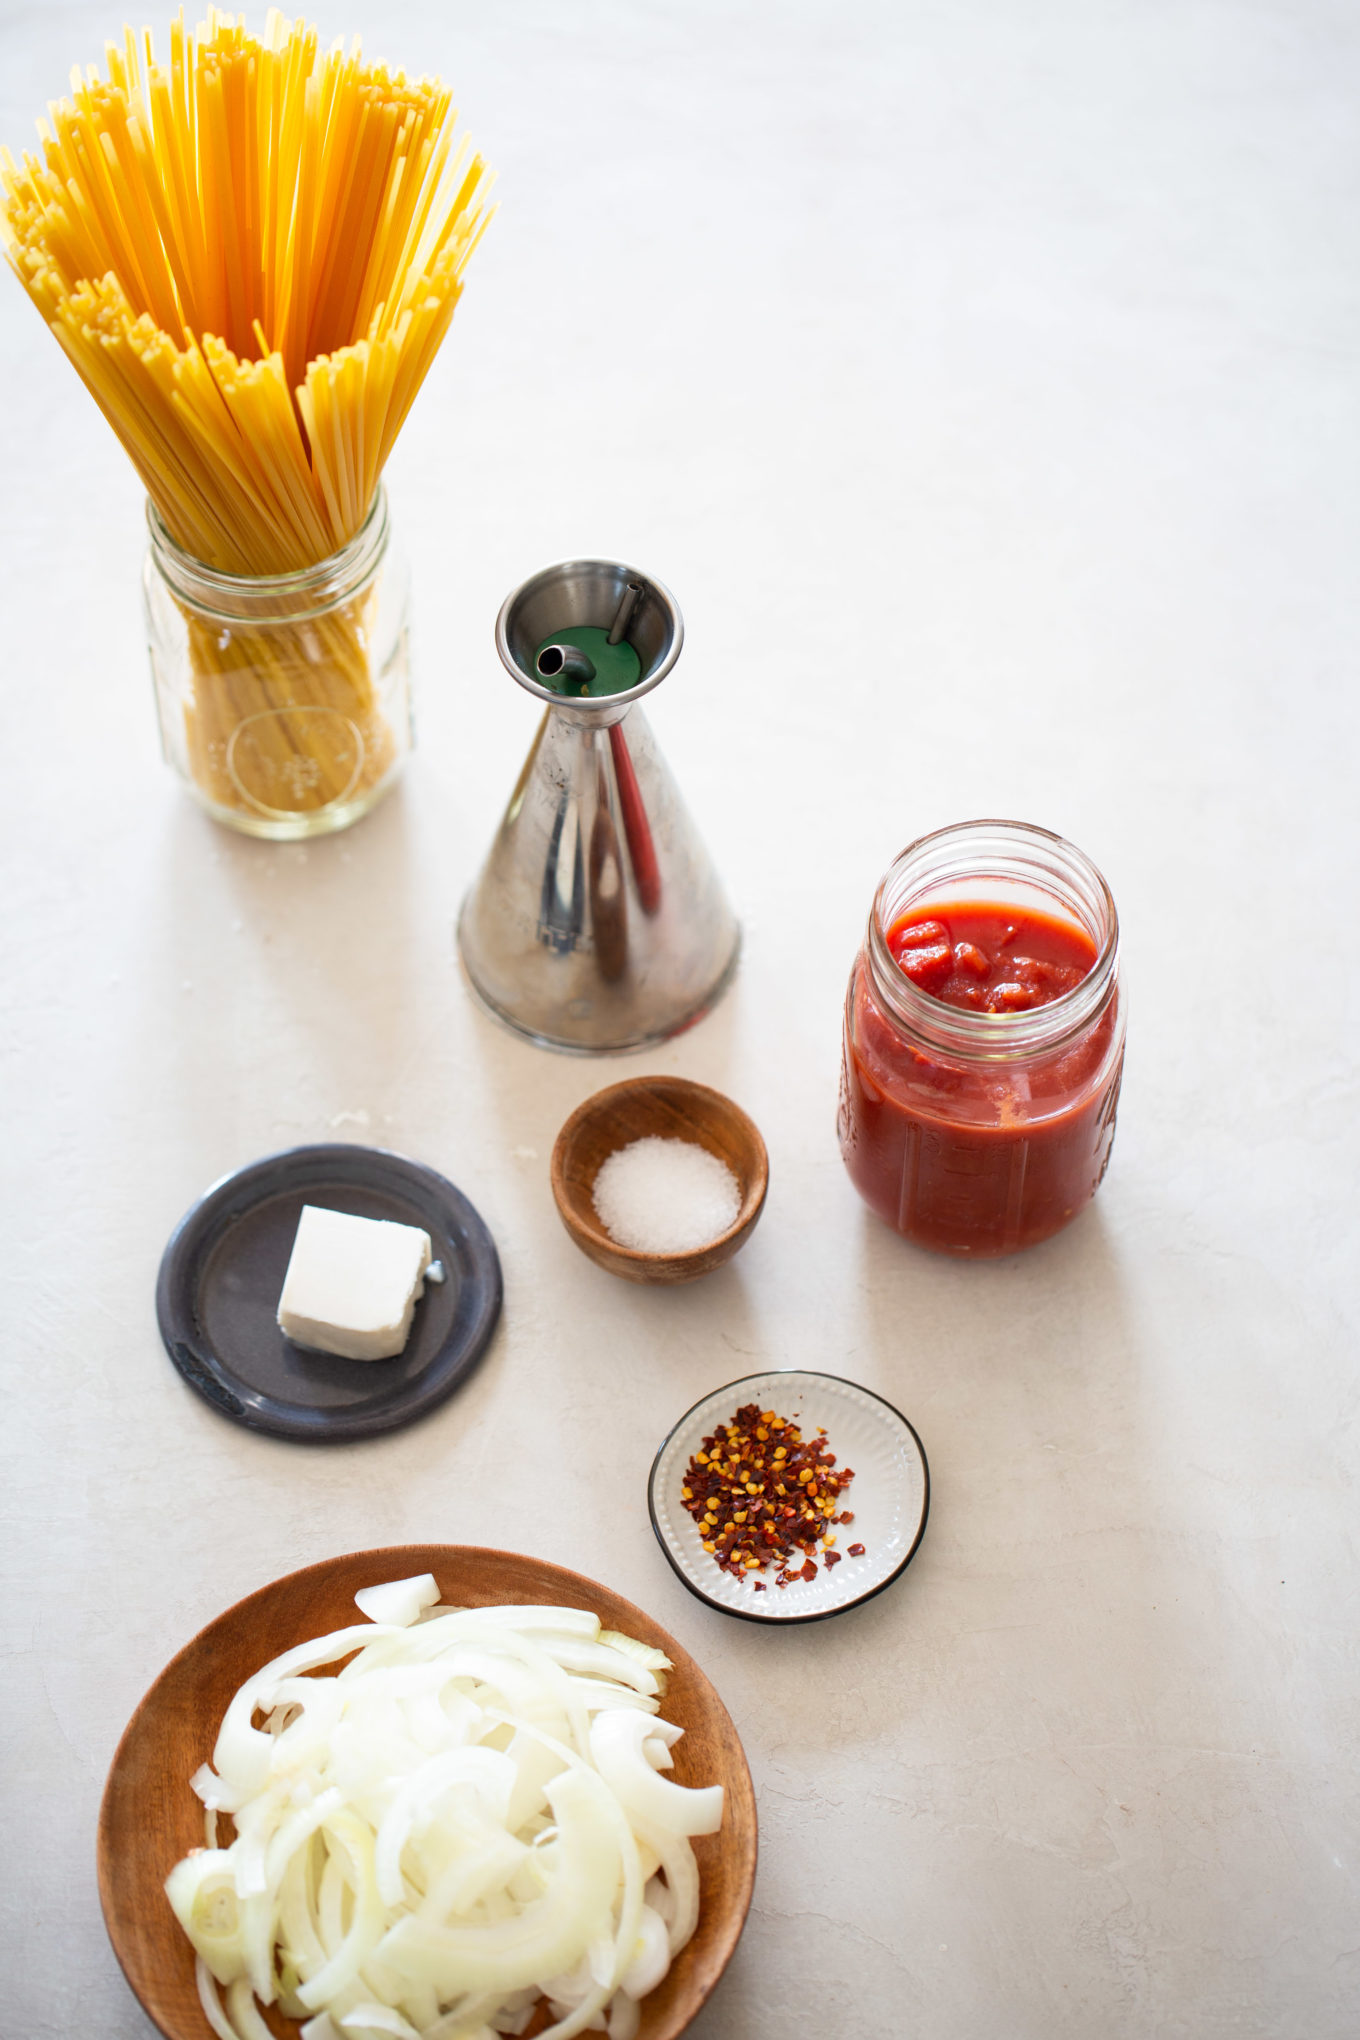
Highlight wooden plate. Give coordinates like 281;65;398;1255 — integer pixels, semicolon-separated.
98;1545;758;2040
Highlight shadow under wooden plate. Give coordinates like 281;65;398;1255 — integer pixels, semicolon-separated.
98;1544;758;2040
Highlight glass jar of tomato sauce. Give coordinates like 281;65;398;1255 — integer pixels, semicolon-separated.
838;820;1125;1256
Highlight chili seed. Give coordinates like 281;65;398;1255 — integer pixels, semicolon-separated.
680;1401;858;1588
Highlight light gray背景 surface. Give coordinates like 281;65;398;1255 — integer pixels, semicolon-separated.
1;3;1357;2036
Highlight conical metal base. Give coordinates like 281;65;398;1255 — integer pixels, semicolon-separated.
457;560;740;1054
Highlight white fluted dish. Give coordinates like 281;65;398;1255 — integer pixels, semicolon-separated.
648;1371;930;1624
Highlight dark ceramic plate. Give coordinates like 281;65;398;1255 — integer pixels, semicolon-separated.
156;1144;502;1442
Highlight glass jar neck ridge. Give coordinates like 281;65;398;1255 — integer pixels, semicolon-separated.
145;488;389;622
864;819;1119;1063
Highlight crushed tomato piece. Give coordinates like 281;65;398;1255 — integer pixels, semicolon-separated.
680;1402;862;1588
887;904;1094;1014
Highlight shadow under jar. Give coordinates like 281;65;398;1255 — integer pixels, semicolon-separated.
144;488;411;839
838;820;1126;1256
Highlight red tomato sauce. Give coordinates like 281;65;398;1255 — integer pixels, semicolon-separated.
839;898;1122;1256
887;903;1097;1012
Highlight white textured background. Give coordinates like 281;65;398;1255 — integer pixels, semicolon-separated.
2;3;1358;2036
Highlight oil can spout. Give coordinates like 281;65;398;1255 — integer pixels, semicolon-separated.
607;582;642;646
536;643;596;690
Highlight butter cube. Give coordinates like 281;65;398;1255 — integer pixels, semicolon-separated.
277;1205;433;1360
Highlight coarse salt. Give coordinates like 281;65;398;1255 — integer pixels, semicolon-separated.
592;1136;741;1255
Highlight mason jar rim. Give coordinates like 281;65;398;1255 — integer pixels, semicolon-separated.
145;488;389;622
864;818;1120;1064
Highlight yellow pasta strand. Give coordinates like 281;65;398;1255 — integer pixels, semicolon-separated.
1;9;492;825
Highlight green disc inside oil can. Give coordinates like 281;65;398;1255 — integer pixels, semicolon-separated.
533;625;642;698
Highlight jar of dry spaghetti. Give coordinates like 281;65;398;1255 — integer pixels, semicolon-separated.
144;488;412;840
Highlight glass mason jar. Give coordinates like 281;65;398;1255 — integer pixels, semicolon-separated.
838;820;1126;1256
144;488;412;839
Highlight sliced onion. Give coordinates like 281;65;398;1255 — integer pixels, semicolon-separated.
636;1826;700;1957
337;2007;421;2039
166;1853;247;1986
353;1576;441;1628
619;1903;670;2000
226;1976;279;2040
598;1631;672;1677
196;1956;242;2040
607;1990;641;2040
167;1591;721;2040
374;1768;621;1997
589;1710;723;1836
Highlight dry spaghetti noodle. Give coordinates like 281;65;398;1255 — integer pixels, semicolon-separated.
1;9;492;827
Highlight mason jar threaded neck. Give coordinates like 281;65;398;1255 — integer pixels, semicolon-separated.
863;819;1120;1063
145;488;389;624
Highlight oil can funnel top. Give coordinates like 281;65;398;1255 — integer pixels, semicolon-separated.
496;559;683;710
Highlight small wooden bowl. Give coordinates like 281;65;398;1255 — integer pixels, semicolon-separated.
551;1076;768;1284
98;1544;758;2040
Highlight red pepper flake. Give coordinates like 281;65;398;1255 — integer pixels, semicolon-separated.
824;1550;842;1568
681;1402;858;1587
848;1543;866;1558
